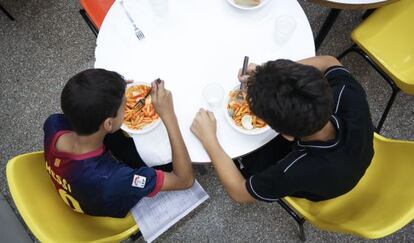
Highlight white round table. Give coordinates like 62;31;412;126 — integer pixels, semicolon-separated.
95;0;315;165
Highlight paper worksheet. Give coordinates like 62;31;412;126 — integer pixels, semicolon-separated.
131;180;209;242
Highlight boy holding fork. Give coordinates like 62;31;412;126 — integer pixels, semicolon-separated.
43;68;194;217
191;56;374;203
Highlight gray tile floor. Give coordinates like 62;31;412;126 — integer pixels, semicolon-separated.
0;0;413;242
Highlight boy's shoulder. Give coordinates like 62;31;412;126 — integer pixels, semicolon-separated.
44;114;70;133
45;113;66;124
324;66;363;91
44;114;72;153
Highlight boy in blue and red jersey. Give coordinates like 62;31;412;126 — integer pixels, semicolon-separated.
44;69;194;218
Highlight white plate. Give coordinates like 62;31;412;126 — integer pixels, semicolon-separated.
224;84;270;135
226;0;270;10
121;82;161;135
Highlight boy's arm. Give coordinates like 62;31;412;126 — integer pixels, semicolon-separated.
150;80;195;190
162;113;195;190
191;109;256;203
297;55;342;73
237;56;342;83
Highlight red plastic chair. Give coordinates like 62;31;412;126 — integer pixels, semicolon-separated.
79;0;115;36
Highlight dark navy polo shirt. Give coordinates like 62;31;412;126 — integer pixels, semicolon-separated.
246;66;374;202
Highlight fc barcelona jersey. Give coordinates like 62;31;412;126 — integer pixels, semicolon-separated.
43;114;164;218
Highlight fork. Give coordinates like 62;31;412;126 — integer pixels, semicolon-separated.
119;0;145;40
134;78;161;111
236;56;249;102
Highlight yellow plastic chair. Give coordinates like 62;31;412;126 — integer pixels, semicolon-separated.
338;0;414;132
279;133;414;241
6;151;140;243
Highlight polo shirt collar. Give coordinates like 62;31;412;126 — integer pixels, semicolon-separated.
295;115;342;150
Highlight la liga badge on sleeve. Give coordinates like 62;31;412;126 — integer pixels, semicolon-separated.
132;175;147;188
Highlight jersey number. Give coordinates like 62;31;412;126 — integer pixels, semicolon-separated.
58;189;84;213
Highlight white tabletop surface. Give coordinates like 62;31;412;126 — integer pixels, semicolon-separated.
95;0;315;164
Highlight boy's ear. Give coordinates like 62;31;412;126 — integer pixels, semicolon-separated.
102;118;113;132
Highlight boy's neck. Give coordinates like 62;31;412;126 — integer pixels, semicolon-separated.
56;130;106;155
300;120;336;142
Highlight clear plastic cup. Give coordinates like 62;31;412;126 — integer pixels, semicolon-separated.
203;83;224;108
148;0;169;18
274;15;297;44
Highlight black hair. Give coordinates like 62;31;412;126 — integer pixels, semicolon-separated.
247;59;333;137
61;69;126;135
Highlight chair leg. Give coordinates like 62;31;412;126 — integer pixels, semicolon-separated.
315;8;342;51
362;9;375;19
277;199;306;242
0;3;15;20
350;46;397;88
129;231;142;241
79;9;98;37
298;219;306;242
376;87;400;133
337;44;401;133
337;44;358;60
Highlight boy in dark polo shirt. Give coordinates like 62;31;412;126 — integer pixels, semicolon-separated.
191;56;374;202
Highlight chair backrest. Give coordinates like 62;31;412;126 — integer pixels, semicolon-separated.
6;151;138;243
80;0;115;29
284;133;414;239
351;0;414;94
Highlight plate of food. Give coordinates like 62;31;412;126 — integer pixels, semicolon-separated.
227;0;270;10
224;85;270;135
122;82;161;135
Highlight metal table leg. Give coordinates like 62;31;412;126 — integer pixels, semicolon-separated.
315;8;341;51
0;4;15;21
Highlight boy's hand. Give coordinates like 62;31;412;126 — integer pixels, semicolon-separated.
238;63;259;86
191;109;218;146
150;79;175;120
